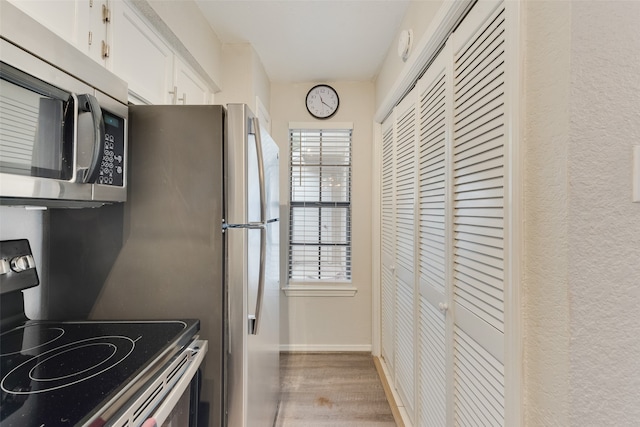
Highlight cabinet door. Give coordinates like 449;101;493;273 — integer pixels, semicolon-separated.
9;0;112;68
86;0;109;66
7;0;86;47
110;1;172;104
172;57;211;105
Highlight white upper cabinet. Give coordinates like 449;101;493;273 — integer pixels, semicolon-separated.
110;0;173;104
7;0;83;44
110;1;211;105
172;57;211;105
87;0;110;66
7;0;108;66
9;0;213;105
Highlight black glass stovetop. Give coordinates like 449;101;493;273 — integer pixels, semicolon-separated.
0;319;198;426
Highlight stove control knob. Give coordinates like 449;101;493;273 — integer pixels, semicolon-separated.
0;258;9;275
10;255;35;273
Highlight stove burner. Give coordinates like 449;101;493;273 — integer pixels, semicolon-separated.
0;319;197;426
2;335;136;395
0;325;65;357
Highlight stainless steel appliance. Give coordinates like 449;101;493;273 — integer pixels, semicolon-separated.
45;104;281;426
0;239;207;426
0;1;127;207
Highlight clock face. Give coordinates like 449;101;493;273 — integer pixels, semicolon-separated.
305;85;339;119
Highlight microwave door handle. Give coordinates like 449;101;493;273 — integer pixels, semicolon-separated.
76;94;105;183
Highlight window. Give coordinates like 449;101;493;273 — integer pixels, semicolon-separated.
288;126;352;282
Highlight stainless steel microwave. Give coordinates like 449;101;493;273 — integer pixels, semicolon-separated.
0;1;128;207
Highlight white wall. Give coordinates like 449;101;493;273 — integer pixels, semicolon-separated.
271;81;374;351
523;1;572;423
524;1;640;425
215;43;271;115
567;1;640;424
374;0;442;113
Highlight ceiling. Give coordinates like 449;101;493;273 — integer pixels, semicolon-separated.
195;0;411;83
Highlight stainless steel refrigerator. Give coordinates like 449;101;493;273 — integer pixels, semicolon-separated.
44;104;280;427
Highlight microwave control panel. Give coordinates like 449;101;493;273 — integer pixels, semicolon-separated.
99;112;125;187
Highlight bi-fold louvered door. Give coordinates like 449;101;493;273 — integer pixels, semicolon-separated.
451;2;507;424
417;42;450;427
379;0;510;425
393;91;418;421
381;117;395;372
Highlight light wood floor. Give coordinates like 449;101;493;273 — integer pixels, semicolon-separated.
275;352;397;427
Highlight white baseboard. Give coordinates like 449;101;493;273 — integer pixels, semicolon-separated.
377;357;413;427
280;344;372;353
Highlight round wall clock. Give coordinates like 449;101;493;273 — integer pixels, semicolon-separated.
305;84;339;119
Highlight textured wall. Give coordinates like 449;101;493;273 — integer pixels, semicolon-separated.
525;1;640;425
523;1;572;424
568;1;640;425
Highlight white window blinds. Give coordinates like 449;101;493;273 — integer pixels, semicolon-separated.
289;127;352;281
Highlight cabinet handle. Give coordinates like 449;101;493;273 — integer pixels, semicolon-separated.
169;86;178;104
438;302;448;313
170;88;187;105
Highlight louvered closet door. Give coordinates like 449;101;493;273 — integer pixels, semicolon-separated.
381;115;396;370
451;1;507;425
417;45;450;427
393;89;418;421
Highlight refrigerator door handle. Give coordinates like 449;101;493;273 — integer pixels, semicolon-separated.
249;226;267;335
251;117;267;224
248;117;267;336
224;222;265;230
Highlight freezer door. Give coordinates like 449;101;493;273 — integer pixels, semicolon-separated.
260;127;280;223
226;106;279;226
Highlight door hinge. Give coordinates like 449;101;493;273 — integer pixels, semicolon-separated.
88;31;93;46
89;0;94;7
102;4;111;23
101;41;110;58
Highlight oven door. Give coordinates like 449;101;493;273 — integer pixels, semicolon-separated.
148;340;207;427
150;369;201;427
107;340;208;427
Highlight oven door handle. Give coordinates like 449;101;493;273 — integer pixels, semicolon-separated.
146;340;208;426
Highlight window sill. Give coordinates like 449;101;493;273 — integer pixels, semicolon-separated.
283;285;358;297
